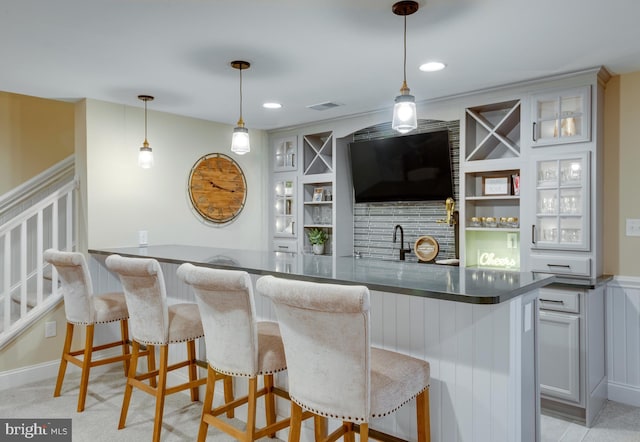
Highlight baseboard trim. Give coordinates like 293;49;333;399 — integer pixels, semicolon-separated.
0;348;126;391
608;275;640;290
0;360;60;390
608;380;640;407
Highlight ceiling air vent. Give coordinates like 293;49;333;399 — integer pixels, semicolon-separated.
306;101;342;111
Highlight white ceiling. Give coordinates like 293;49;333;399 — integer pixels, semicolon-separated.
2;0;639;131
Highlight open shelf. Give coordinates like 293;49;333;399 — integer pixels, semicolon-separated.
462;99;522;270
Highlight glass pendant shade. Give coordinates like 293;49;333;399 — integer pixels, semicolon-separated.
138;144;153;168
391;1;419;135
231;125;250;155
230;60;251;155
392;93;417;134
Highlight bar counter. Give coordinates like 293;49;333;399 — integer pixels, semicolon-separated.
89;244;554;305
89;244;553;442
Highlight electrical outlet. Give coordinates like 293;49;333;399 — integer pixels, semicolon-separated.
138;230;148;246
626;219;640;237
45;321;56;338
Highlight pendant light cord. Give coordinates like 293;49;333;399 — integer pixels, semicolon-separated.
403;15;407;84
144;99;148;143
238;67;243;122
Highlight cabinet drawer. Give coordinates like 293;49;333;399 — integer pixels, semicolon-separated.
530;254;591;277
273;240;297;253
539;288;580;314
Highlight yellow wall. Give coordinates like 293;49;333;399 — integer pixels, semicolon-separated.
0;92;75;194
604;72;640;277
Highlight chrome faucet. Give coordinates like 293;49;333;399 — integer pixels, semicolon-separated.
393;224;411;261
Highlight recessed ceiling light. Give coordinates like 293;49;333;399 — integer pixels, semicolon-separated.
419;61;446;72
263;102;282;109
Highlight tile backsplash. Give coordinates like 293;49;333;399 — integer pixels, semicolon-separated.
351;119;460;262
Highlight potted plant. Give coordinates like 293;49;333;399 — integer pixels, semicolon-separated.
307;228;328;255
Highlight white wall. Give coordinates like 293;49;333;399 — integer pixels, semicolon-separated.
83;99;269;250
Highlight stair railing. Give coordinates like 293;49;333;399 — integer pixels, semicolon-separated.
0;179;77;348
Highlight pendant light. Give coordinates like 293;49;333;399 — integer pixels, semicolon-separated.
230;60;251;155
391;1;419;134
137;94;154;168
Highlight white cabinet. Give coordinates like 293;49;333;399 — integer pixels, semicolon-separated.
271;137;299;252
531;86;591;146
531;151;590;252
539;305;580;403
525;72;607;427
538;285;607;427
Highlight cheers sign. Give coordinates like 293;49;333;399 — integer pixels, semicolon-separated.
478;252;517;269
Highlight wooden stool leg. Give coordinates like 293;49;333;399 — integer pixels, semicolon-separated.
147;344;157;388
77;324;94;412
187;340;199;402
314;416;328;442
54;322;74;398
416;389;431;442
288;402;303;442
359;423;369;442
245;377;258;442
343;422;355;442
224;373;234;418
119;341;140;429
120;319;130;375
264;374;276;437
198;366;217;442
152;345;169;442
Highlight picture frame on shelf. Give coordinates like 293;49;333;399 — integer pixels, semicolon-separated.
482;176;511;196
312;187;324;202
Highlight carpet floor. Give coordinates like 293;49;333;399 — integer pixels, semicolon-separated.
0;367;269;441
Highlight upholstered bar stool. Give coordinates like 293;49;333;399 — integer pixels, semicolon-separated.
177;263;316;442
256;275;432;442
44;249;134;412
106;254;230;442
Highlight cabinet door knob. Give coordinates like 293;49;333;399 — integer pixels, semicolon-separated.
532;122;537;142
532;225;536;244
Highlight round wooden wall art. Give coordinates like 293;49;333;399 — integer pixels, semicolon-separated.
414;235;439;262
188;153;247;224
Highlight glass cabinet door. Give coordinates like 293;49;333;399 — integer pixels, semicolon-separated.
274;176;296;237
273;136;297;172
533;152;590;251
531;86;590;146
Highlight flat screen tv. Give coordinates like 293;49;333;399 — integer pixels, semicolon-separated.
348;130;454;203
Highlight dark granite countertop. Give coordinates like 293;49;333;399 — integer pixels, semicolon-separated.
90;245;556;305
